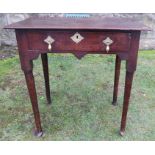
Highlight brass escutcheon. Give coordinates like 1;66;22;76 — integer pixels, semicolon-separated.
103;37;113;53
44;36;55;51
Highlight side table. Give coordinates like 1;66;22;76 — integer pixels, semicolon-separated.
4;16;150;136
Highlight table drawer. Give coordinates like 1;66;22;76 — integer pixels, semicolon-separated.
26;30;131;53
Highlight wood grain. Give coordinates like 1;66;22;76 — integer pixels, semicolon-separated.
4;17;150;31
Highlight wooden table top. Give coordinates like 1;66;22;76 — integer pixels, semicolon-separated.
4;17;150;31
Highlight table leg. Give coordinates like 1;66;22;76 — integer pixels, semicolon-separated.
120;71;134;136
24;70;43;137
41;53;51;104
112;55;121;106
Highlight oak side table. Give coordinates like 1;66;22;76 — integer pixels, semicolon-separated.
4;17;150;137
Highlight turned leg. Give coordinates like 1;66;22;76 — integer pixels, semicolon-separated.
24;70;43;137
112;55;121;106
41;53;51;104
120;71;134;136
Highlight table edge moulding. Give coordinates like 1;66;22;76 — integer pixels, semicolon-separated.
4;16;151;137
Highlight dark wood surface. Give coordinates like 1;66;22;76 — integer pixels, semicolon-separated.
5;17;150;137
4;17;150;31
26;30;131;53
112;55;121;106
41;53;51;104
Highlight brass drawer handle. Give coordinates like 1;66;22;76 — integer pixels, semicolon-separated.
103;37;113;53
44;36;55;51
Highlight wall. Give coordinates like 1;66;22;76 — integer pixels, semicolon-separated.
0;13;155;50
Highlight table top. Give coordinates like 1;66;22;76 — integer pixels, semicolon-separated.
4;16;150;31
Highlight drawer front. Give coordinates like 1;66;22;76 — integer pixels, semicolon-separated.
26;30;131;53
